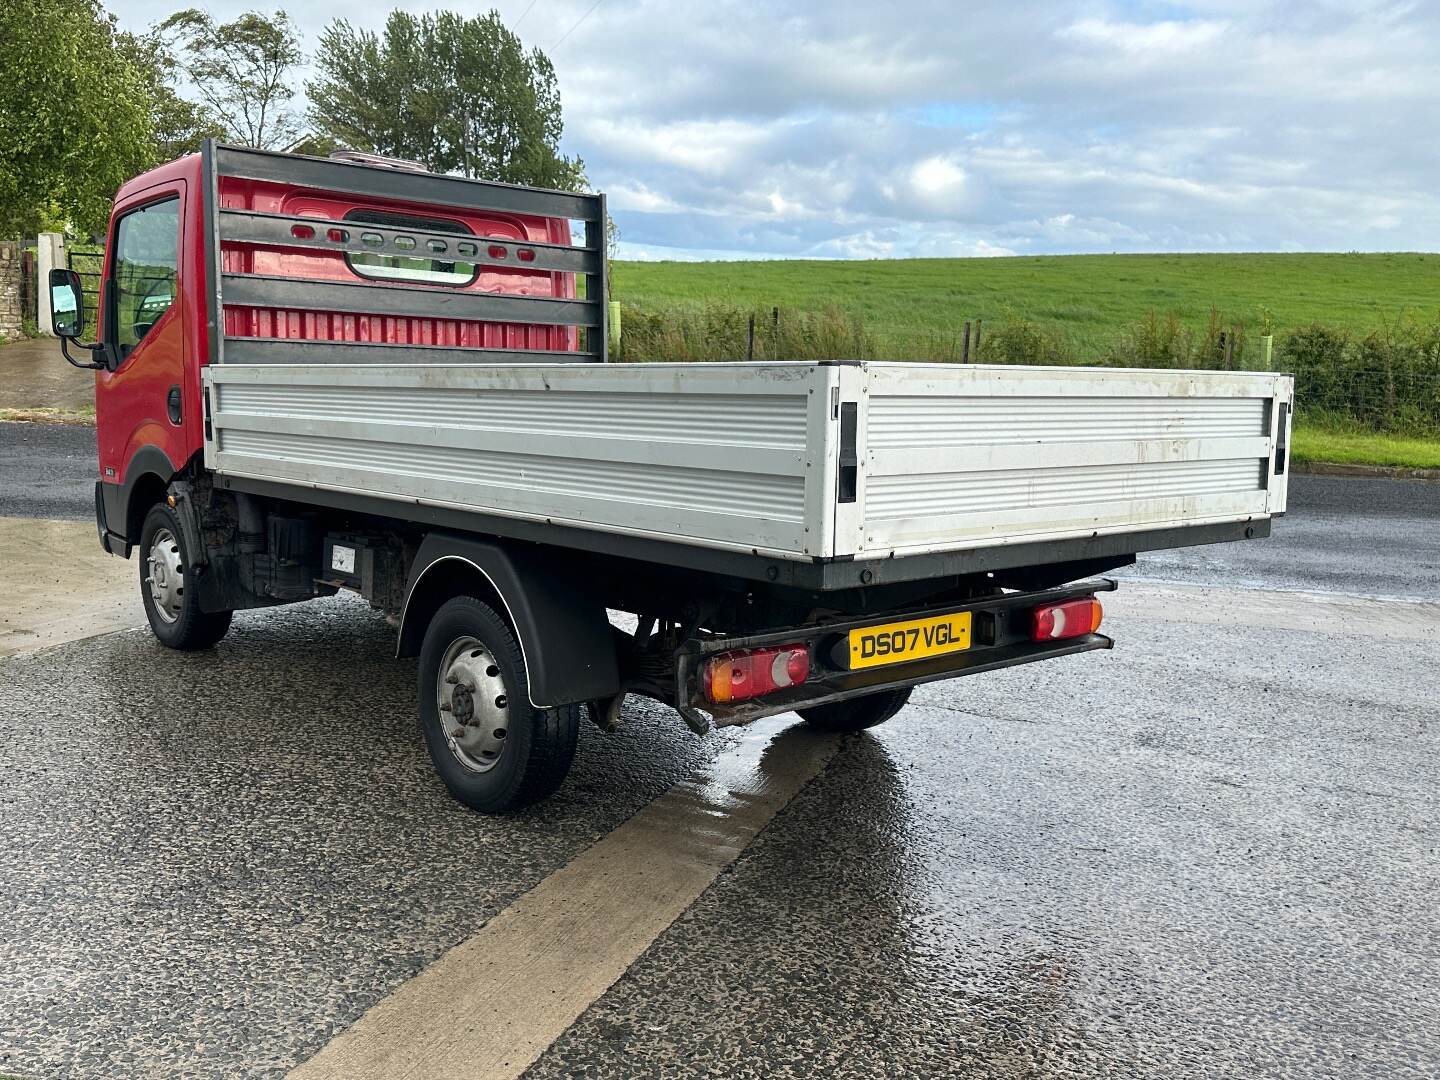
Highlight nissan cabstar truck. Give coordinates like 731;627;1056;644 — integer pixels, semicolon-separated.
48;142;1294;813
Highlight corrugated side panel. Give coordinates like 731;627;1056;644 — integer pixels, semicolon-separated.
205;363;822;558
869;396;1268;447
859;364;1288;556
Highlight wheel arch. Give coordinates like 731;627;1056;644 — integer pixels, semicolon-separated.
397;534;620;709
108;444;187;548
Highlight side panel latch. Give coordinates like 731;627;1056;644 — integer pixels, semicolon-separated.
837;401;858;504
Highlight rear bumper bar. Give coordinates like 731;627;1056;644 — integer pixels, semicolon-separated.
677;579;1117;728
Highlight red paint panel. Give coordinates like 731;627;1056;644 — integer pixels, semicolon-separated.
217;178;580;352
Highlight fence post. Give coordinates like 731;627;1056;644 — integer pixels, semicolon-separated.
973;319;982;359
746;314;756;361
961;321;971;363
36;232;66;336
607;300;621;358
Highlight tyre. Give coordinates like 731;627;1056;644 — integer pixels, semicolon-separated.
419;596;581;813
797;687;913;732
138;502;233;650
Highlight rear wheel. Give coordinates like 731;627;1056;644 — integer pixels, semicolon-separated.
797;687;912;732
419;596;580;813
138;502;232;650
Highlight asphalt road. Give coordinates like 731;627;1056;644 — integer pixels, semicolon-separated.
2;419;1438;1079
0;421;97;520
1122;473;1440;601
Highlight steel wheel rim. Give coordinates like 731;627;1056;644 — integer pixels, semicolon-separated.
146;527;185;625
436;635;511;774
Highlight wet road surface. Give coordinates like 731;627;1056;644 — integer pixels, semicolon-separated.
0;517;139;658
0;601;738;1078
4;589;1435;1079
0;337;96;414
527;596;1440;1079
1120;473;1440;601
2;419;1438;1078
0;421;97;520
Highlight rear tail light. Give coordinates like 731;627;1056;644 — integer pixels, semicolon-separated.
1032;597;1104;642
704;645;811;704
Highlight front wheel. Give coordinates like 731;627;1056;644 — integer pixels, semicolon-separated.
138;502;233;650
797;687;912;732
419;596;581;813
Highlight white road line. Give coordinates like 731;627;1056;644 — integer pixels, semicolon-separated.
289;716;843;1080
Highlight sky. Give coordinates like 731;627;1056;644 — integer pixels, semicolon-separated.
107;0;1440;261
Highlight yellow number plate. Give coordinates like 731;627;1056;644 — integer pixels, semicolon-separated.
847;612;973;670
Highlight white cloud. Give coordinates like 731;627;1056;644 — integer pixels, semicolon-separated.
584;117;773;176
106;0;1440;259
1062;17;1229;54
605;182;684;214
910;156;967;197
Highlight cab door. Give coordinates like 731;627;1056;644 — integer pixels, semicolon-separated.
96;182;190;486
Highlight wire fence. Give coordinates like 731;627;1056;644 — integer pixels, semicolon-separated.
1286;367;1440;435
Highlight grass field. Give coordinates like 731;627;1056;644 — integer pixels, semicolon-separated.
612;252;1440;359
1291;424;1440;470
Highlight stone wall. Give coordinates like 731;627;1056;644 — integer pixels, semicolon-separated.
0;242;21;340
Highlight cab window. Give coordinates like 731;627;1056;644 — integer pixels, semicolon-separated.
110;198;180;359
344;208;478;286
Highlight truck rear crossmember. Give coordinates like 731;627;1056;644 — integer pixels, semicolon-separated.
676;580;1116;728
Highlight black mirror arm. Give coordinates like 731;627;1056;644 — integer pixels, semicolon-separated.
60;337;107;371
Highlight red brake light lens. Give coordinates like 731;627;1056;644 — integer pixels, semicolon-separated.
704;645;811;704
1032;598;1104;642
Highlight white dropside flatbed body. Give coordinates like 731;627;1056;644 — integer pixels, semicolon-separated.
203;360;1293;565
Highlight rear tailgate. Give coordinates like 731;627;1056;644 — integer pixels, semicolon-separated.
835;363;1293;559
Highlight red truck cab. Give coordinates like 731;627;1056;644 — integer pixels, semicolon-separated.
94;155;204;545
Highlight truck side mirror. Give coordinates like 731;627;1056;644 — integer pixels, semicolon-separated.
48;268;85;338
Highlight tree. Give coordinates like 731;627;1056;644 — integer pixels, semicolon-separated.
0;0;158;236
308;11;585;190
159;9;303;150
117;27;226;161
